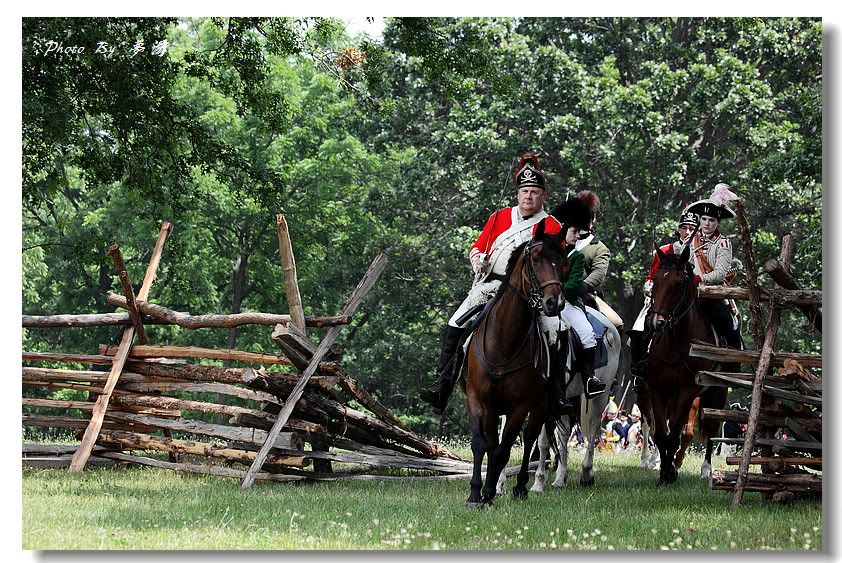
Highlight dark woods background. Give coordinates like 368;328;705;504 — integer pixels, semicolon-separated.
22;17;822;436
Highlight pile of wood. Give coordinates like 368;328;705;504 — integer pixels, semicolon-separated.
693;208;821;506
23;219;469;484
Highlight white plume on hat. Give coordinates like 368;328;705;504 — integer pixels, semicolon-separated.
711;183;739;206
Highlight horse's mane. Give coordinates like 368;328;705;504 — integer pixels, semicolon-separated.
658;251;694;276
501;233;565;290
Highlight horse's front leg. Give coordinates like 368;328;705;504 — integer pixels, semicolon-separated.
467;411;488;508
484;411;524;505
553;417;572;488
675;397;699;470
513;410;544;500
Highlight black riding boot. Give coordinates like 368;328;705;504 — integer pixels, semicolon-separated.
580;347;605;399
420;325;466;414
548;345;573;417
629;330;649;393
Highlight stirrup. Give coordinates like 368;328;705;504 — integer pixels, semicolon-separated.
584;377;606;399
632;375;648;393
554;398;574;417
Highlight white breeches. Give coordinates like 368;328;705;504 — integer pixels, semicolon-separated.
448;281;586;350
448;280;502;327
561;301;596;349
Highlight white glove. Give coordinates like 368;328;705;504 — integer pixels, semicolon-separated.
471;252;488;275
643;279;653;298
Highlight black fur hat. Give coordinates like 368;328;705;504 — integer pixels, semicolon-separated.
550;198;591;231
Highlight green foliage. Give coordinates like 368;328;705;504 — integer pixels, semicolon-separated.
22;17;822;437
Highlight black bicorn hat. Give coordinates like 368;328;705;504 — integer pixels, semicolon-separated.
513;152;546;190
684;183;738;220
678;210;700;228
549;197;591;231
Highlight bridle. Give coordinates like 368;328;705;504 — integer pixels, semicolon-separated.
650;264;696;331
513;239;563;310
648;263;698;369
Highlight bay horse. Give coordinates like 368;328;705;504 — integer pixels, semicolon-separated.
646;241;727;484
637;387;727;476
529;307;621;491
460;218;562;508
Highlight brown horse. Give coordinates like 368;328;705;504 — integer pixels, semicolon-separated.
460;218;562;507
646;241;726;484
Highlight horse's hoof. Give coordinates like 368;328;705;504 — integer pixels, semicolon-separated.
530;484;544;494
580;475;595;487
512;486;527;500
466;501;485;509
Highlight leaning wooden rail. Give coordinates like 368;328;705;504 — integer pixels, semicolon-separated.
698;285;822;306
688;342;822;368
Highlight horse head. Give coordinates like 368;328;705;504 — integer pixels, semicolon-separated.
516;218;565;318
650;240;697;330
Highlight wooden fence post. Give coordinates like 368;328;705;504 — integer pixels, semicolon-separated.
69;221;172;471
241;253;388;488
276;214;307;334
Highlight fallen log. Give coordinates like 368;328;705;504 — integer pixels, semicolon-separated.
23;455;121;469
99;451;306;482
711;470;821;492
107;293;350;328
98;430;309;468
701;408;822;433
698;285;822;306
711;436;821;451
689;342;821;368
104;412;304;451
725;456;821;468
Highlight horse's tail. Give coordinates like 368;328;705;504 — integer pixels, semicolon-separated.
579;397;591;439
545;419;560;458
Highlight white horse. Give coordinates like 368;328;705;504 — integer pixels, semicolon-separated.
527;307;622;491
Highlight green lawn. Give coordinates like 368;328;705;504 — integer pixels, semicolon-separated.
22;444;822;551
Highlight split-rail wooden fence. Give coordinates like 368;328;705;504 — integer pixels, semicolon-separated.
22;217;471;485
693;200;821;506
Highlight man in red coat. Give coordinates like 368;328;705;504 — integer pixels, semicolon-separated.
419;153;562;414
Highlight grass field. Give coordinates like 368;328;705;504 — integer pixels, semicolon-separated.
22;443;822;551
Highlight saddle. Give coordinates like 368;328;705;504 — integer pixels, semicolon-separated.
568;306;610;371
